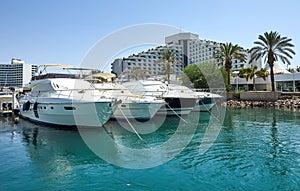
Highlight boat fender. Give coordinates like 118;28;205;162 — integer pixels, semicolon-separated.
2;102;7;110
23;101;31;111
33;102;39;118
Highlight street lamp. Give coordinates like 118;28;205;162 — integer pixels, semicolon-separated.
293;72;295;92
232;71;239;90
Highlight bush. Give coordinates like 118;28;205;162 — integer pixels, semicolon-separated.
226;84;233;92
233;90;245;99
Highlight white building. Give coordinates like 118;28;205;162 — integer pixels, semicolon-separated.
0;59;38;88
111;32;260;76
111;45;184;77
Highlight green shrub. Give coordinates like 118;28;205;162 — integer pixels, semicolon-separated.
233;90;245;99
226;84;233;92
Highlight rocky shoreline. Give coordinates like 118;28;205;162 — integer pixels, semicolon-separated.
225;97;300;110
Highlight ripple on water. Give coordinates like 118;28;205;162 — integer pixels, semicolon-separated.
0;109;300;191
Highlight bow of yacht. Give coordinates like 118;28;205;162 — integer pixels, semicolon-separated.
193;91;224;112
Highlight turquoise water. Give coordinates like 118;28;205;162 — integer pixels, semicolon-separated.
0;108;299;191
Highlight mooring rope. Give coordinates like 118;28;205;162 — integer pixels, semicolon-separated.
165;103;188;124
119;108;144;142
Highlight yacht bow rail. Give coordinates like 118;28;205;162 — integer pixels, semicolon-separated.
193;88;226;96
25;88;153;102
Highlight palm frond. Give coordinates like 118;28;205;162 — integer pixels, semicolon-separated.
250;31;295;68
253;41;267;48
277;47;294;59
280;47;296;55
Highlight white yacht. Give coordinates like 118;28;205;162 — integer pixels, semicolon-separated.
0;87;19;115
193;91;224;112
122;80;199;115
18;65;118;127
86;73;165;120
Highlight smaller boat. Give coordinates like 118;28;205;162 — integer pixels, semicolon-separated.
85;73;165;120
193;91;224;112
0;87;18;116
122;80;199;115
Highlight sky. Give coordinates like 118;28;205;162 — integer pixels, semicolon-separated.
0;0;299;72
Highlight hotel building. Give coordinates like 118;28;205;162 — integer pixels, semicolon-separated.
111;45;184;77
0;59;38;88
111;32;258;76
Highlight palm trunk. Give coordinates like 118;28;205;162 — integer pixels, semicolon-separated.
225;60;232;90
166;62;170;84
270;65;275;91
227;69;231;87
268;52;276;92
253;77;256;91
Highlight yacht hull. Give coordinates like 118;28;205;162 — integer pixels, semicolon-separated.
19;100;115;127
193;103;215;112
193;94;224;112
112;102;164;120
157;97;198;115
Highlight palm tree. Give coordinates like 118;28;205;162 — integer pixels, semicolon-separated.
250;31;296;91
159;48;177;84
239;66;269;91
214;43;247;90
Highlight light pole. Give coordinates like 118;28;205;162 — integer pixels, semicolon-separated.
293;72;295;92
232;71;239;90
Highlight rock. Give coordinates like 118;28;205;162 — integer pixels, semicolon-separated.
225;98;300;111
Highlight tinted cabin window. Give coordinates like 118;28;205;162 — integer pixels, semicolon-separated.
64;107;76;110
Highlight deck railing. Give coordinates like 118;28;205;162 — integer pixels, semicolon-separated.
25;88;155;102
193;88;226;96
25;88;110;102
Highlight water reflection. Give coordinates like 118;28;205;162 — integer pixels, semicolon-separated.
178;108;300;190
271;110;279;158
1;109;299;191
22;127;38;146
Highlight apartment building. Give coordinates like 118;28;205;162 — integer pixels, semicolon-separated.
0;59;38;87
